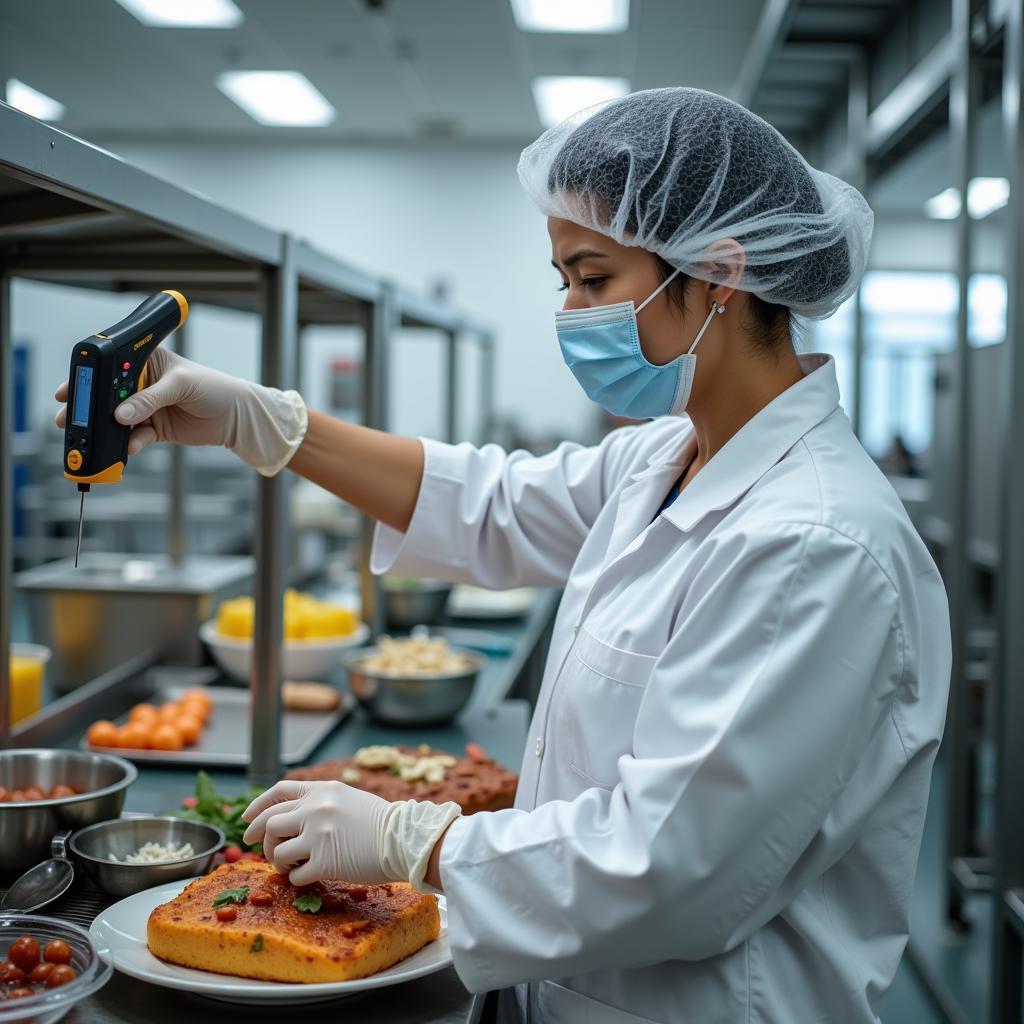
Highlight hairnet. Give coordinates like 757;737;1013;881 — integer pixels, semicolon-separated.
517;87;874;320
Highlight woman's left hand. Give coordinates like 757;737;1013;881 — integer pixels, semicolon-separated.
242;780;462;889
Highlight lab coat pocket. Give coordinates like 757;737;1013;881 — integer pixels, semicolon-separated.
536;980;658;1023
555;627;656;788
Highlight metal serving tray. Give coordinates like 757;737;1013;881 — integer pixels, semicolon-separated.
79;682;353;769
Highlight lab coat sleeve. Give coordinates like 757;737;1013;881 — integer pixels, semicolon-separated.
438;522;906;990
371;426;647;588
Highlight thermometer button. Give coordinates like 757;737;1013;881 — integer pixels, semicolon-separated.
67;450;83;471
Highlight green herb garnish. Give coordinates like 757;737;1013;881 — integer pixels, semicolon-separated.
250;934;264;953
292;894;323;914
179;771;265;852
213;886;250;908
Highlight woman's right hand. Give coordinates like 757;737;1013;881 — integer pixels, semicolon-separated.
54;347;308;477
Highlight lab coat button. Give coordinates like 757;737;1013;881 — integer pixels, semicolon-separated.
535;737;544;758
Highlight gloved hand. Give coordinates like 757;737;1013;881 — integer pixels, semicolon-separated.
54;347;307;477
241;780;462;891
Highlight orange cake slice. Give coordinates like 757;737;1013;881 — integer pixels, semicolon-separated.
147;862;440;984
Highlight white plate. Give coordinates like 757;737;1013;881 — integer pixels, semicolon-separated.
447;585;536;619
90;878;451;1005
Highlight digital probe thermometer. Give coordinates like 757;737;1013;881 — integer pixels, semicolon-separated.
64;290;189;567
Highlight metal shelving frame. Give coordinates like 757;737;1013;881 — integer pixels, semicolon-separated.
742;1;1022;1020
0;101;493;787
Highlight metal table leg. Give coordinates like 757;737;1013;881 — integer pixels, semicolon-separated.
249;236;297;787
0;273;11;750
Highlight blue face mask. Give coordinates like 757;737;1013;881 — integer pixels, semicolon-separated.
555;269;726;419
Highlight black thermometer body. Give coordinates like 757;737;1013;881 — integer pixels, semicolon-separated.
64;290;188;485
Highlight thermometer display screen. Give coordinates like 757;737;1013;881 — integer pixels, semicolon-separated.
71;365;94;428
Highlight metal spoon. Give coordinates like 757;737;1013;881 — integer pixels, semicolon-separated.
1;831;74;912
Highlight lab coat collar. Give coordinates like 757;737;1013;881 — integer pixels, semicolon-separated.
656;353;841;533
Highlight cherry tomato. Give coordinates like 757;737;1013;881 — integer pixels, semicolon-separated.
6;986;34;999
42;940;72;965
215;906;237;922
0;962;26;985
44;964;77;988
48;784;76;799
86;720;119;747
223;845;242;864
8;937;39;973
182;795;198;809
250;891;273;907
30;962;55;984
465;742;488;762
7;791;27;803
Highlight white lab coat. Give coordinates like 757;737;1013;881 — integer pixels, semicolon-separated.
372;354;950;1024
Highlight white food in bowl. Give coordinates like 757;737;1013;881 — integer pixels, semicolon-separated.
108;841;195;864
359;636;474;677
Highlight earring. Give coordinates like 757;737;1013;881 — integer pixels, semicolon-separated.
714;303;726;315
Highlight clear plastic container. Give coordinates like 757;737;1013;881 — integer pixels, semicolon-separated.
0;914;112;1023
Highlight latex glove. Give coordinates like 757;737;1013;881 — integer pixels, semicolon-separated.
54;347;307;477
241;780;461;891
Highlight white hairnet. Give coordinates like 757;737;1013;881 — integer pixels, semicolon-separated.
518;87;874;320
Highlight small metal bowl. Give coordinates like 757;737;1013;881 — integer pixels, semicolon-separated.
345;645;483;726
0;750;137;872
69;816;223;897
382;578;453;631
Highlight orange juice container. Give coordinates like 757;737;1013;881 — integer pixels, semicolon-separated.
9;643;52;726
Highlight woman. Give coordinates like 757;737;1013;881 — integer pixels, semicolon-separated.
57;88;950;1022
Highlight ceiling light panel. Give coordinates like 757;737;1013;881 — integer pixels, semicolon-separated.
217;71;336;127
511;0;629;33
5;79;65;121
531;76;630;128
113;0;243;28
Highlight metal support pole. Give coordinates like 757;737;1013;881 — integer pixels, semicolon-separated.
480;334;496;445
848;57;869;439
359;288;393;638
444;328;458;444
991;0;1024;1014
944;0;979;928
0;273;12;750
167;319;188;566
249;235;297;787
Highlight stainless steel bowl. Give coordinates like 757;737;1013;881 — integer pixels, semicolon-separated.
0;750;137;871
69;816;224;897
345;646;483;725
382;578;452;631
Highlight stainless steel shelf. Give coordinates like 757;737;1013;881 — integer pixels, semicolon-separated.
0;100;495;789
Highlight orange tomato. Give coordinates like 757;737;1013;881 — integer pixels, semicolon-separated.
176;714;202;745
157;703;182;723
129;703;158;724
179;699;209;723
116;722;150;750
149;723;184;751
181;688;212;709
86;720;119;748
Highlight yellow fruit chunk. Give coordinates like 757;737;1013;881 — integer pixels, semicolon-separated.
216;591;358;642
